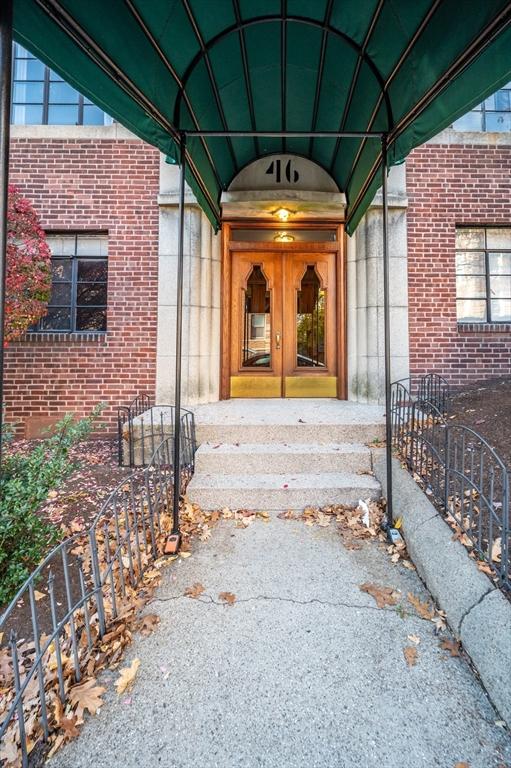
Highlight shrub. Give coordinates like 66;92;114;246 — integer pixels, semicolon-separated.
6;184;51;342
0;406;104;605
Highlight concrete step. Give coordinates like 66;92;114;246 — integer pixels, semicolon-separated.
195;422;383;446
191;400;385;446
187;471;381;511
195;442;373;475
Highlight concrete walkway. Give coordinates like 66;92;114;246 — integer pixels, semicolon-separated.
51;514;511;768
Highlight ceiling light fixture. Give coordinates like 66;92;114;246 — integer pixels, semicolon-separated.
274;207;291;222
273;231;295;242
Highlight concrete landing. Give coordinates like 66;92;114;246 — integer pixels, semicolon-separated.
190;398;385;444
127;400;384;507
186;399;384;510
49;513;511;768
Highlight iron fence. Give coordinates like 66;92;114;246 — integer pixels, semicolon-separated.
117;395;196;470
391;376;510;591
0;436;190;767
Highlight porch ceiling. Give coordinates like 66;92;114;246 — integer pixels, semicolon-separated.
13;1;511;233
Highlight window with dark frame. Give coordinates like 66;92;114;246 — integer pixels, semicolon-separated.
456;227;511;323
11;44;112;126
32;234;108;333
453;83;511;132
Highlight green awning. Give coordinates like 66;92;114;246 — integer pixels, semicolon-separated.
13;1;511;233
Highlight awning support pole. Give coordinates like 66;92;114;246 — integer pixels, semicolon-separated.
381;133;393;527
0;0;13;469
171;132;186;540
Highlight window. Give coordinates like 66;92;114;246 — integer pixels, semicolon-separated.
453;84;511;132
456;228;511;323
12;44;113;126
32;234;108;333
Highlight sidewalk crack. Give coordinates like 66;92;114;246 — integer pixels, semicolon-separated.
458;585;495;634
152;593;409;616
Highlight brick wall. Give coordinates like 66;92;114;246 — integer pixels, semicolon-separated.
406;140;511;387
5;137;160;436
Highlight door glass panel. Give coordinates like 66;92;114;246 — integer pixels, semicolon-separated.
296;265;326;367
242;265;271;367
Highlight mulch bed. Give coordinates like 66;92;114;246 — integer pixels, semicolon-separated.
448;377;511;470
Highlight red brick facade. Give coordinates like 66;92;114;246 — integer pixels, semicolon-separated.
5;137;160;436
406;140;511;387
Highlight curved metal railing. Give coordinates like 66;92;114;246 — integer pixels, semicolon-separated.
0;435;190;767
117;395;196;469
391;375;509;592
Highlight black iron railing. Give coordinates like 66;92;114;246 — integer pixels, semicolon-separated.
391;376;510;592
117;394;196;470
0;436;191;767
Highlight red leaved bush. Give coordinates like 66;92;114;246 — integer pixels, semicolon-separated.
6;184;51;342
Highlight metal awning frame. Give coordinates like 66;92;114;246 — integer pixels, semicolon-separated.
171;127;393;538
0;0;404;536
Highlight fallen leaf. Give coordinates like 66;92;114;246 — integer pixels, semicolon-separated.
69;679;106;723
139;614;160;636
180;551;192;559
115;658;141;694
278;510;296;519
491;537;502;563
359;582;399;609
476;560;494;576
184;583;205;599
34;589;46;601
316;511;331;527
407;592;435;621
454;763;470;768
60;714;80;741
218;591;236;605
407;634;420;645
440;639;461;657
403;646;418;667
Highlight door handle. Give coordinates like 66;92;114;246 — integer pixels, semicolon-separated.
275;331;281;350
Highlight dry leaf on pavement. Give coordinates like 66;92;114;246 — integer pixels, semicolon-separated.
69;679;106;723
359;582;399;609
454;763;470;768
407;592;435;620
440;639;461;657
139;614;160;636
218;591;236;605
403;646;418;667
185;583;205;599
115;658;141;695
60;715;80;741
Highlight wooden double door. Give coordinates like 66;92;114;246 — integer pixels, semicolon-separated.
229;250;338;397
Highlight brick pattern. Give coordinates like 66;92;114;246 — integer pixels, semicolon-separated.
406;142;511;387
5;138;160;436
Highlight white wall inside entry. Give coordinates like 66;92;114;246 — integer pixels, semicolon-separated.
156;157;221;405
347;164;410;402
155;154;409;406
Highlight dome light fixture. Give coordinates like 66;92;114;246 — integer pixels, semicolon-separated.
274;207;292;222
273;231;295;242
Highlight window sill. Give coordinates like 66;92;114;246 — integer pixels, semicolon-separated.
457;322;511;333
23;331;107;343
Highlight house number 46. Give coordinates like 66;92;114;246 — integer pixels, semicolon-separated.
265;158;299;184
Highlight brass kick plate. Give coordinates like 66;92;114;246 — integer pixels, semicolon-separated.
230;376;281;398
285;376;337;397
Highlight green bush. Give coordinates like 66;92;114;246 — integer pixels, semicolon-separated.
0;406;104;605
